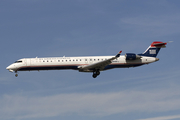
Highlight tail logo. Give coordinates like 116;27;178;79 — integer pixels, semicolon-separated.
139;41;171;57
149;49;156;54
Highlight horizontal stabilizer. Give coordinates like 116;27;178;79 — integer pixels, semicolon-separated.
151;41;172;48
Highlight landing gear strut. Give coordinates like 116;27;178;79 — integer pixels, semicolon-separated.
92;70;100;78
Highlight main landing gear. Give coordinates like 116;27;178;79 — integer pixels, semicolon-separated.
92;70;100;78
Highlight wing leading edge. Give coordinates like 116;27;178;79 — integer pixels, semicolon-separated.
79;51;122;72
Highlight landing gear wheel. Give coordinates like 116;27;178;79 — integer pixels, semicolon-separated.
96;71;100;75
92;70;100;78
93;74;97;78
15;74;18;77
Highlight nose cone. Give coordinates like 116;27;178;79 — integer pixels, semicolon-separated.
6;66;10;70
155;58;159;61
6;65;15;72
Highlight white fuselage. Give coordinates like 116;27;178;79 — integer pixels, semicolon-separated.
6;55;158;73
6;41;168;78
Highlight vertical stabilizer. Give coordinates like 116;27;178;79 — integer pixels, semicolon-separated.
138;41;167;57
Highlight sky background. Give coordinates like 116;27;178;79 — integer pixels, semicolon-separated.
0;0;180;120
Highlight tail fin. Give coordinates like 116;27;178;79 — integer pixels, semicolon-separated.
139;41;167;57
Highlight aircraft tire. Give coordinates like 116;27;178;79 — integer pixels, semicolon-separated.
96;71;100;75
93;74;97;78
15;74;18;77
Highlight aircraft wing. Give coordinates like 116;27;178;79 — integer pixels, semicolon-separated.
79;51;122;72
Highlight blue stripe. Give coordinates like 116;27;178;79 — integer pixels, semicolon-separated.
104;64;144;70
18;66;79;71
18;64;145;71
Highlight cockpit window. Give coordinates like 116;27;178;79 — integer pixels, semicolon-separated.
14;60;22;63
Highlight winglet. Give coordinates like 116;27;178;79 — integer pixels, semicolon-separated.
115;51;122;57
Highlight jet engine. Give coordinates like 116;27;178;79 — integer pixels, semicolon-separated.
125;53;141;60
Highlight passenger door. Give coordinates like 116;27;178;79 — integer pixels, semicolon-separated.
23;59;27;66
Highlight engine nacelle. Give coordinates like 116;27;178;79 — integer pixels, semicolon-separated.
125;53;141;60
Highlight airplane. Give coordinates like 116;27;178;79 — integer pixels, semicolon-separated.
6;41;170;78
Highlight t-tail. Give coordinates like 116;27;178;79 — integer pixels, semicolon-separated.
138;41;170;57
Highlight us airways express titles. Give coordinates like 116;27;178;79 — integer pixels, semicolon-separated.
6;41;170;78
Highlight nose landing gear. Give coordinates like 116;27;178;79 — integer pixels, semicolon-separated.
15;74;18;77
92;70;100;78
15;72;18;77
